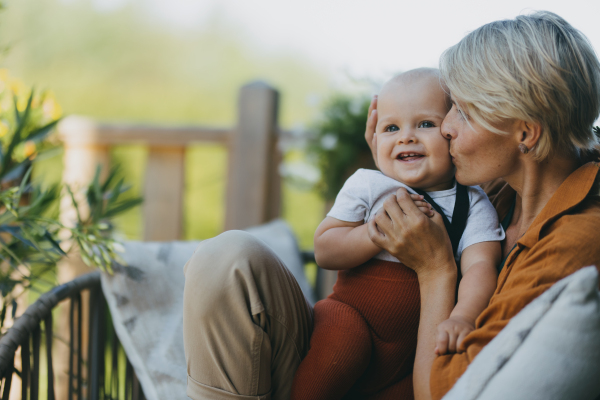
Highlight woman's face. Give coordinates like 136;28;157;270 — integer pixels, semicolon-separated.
441;97;520;186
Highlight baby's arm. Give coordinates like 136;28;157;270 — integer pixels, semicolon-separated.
314;217;381;270
435;241;501;355
315;194;434;270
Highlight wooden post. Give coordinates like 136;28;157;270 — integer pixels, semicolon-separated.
142;146;185;241
225;81;281;230
59;116;111;231
57;116;111;400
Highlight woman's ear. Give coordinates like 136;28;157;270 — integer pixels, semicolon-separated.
516;120;542;150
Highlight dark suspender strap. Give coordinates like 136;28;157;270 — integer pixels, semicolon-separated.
449;184;469;255
412;184;470;258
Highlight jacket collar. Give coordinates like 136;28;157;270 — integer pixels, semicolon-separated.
518;162;600;248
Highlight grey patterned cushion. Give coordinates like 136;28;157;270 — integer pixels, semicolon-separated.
101;220;314;400
443;266;600;400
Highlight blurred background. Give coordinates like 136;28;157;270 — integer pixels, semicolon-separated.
1;0;598;250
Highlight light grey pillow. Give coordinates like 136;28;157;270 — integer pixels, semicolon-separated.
443;266;600;400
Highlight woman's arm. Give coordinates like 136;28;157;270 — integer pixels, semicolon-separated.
368;189;457;400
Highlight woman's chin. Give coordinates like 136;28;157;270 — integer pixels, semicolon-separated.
454;170;480;187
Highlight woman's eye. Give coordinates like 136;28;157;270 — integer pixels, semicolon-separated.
419;121;435;128
457;108;469;121
385;124;399;132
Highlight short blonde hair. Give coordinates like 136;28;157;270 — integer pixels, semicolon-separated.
440;11;600;161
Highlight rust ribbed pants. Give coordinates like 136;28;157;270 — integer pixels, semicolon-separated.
291;259;420;400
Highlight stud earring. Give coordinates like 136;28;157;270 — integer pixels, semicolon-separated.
519;143;529;154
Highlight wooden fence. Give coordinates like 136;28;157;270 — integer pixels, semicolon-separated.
49;81;287;399
58;81;284;242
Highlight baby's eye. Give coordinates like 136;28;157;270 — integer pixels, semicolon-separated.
419;121;435;128
385;124;399;132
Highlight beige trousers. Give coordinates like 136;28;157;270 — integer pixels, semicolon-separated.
183;230;314;400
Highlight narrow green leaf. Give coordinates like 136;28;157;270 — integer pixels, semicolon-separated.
26;119;60;143
65;185;83;224
103;198;143;219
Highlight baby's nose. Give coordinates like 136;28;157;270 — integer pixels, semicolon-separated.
397;130;417;143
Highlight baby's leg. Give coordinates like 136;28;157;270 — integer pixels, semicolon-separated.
290;298;372;400
363;373;413;400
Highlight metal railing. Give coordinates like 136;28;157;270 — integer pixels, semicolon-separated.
0;272;145;400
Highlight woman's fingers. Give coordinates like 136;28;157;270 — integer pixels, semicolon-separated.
382;193;408;223
367;218;386;248
417;206;433;216
370;187;454;274
365;95;378;168
373;206;395;240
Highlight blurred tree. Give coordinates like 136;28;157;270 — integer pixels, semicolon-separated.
308;94;376;204
0;0;329;127
0;0;331;245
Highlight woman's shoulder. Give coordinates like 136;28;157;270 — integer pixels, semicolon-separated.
551;196;600;240
535;197;600;259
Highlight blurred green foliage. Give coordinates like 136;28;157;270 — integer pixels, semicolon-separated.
0;78;140;330
0;0;330;247
308;95;376;202
0;0;328;126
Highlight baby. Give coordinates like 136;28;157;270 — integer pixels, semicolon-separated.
290;68;504;399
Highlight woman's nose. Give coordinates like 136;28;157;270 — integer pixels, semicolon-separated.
441;113;457;140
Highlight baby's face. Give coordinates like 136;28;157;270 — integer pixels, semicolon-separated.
376;74;454;191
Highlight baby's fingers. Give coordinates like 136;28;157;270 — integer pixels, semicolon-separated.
435;329;449;356
456;328;473;353
417;206;434;217
447;331;459;354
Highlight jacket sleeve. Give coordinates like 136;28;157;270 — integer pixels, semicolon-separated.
430;211;600;399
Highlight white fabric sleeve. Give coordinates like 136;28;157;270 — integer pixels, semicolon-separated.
459;186;505;253
326;169;371;223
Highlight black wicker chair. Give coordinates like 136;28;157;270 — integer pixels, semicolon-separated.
0;272;145;400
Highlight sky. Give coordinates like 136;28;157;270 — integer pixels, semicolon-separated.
89;0;600;82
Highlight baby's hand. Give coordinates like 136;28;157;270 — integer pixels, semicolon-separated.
409;194;434;218
435;316;475;355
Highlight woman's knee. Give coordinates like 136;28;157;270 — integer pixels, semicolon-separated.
183;230;285;318
184;230;272;280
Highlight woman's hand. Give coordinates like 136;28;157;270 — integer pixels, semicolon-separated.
368;187;458;400
367;187;455;279
367;187;457;399
365;95;378;169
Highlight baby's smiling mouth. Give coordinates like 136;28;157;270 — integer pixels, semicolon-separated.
397;152;425;161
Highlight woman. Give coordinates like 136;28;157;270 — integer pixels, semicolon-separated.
183;11;600;400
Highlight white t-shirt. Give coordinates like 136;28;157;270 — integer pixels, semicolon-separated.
327;169;505;263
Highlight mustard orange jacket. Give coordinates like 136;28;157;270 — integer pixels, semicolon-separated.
431;162;600;399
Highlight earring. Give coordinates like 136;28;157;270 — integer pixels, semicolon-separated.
519;143;529;154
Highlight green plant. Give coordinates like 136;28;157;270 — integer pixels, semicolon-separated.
307;94;376;202
66;166;142;272
0;82;141;331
